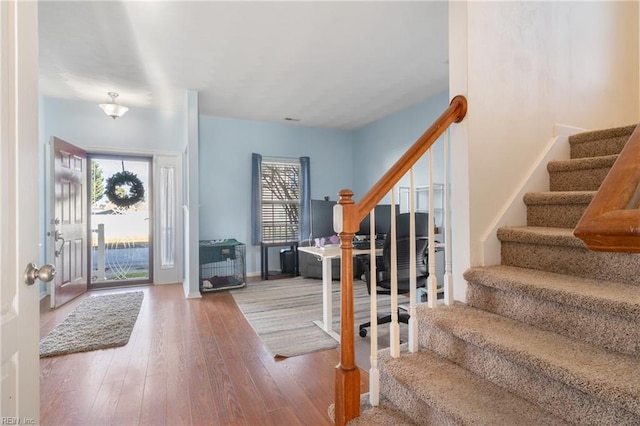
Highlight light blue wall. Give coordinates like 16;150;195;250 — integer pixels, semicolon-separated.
41;97;184;153
40;92;450;283
351;91;450;203
198;115;354;274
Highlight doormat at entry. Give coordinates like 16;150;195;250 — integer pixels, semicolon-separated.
39;291;143;358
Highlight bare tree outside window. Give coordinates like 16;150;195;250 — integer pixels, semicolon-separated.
261;160;300;242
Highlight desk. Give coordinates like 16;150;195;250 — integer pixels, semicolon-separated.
260;241;298;280
297;245;380;341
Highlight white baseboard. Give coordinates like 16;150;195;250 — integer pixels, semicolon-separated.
185;291;202;299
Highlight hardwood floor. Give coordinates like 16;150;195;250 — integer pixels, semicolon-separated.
40;282;369;425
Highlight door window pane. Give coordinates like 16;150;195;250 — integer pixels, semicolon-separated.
90;156;152;284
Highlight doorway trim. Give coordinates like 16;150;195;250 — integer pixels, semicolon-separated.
45;145;183;296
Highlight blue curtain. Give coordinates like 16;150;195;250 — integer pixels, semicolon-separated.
250;153;262;245
299;156;311;243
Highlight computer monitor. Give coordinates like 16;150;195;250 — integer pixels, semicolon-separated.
310;199;336;240
358;204;399;237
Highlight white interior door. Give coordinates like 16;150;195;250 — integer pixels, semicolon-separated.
0;0;43;420
51;137;88;308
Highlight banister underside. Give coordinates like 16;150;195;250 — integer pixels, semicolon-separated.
574;123;640;252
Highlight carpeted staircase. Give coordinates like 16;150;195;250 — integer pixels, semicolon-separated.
351;124;640;425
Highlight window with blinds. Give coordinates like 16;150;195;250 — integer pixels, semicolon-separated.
261;159;300;243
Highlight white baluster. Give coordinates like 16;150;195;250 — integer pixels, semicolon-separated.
408;168;418;352
389;188;400;358
427;149;438;308
369;208;379;406
444;129;454;305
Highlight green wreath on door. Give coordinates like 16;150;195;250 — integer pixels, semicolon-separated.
105;170;145;208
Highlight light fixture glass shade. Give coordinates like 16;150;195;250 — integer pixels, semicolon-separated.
99;92;128;119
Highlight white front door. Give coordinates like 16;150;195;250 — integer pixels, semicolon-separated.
0;0;42;421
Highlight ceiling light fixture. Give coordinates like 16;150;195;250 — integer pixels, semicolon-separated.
99;92;129;119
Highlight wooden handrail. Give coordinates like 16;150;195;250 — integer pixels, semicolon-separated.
356;95;468;223
333;95;467;426
574;123;640;252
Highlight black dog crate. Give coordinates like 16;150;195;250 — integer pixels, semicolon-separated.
199;239;246;292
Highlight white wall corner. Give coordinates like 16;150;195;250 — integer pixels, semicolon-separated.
479;124;586;266
449;0;470;303
183;90;200;299
182;205;191;298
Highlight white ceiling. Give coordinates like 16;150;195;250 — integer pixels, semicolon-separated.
39;1;449;130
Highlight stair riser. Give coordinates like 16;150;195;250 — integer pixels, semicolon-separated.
419;322;639;425
526;203;589;228
501;242;640;285
378;367;450;426
549;167;611;191
570;135;630;159
467;282;640;356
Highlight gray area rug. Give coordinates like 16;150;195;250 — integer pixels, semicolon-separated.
231;277;408;358
40;291;144;358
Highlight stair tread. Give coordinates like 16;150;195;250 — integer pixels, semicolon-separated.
464;265;640;321
348;402;415;426
523;191;595;205
420;303;640;415
569;124;636;145
547;154;617;172
382;350;569;425
497;226;585;247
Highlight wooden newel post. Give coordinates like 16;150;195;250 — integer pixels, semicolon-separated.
335;189;360;425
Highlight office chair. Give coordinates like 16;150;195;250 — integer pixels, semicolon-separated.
358;212;430;338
